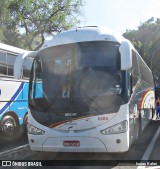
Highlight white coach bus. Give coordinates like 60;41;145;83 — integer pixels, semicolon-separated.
15;26;155;152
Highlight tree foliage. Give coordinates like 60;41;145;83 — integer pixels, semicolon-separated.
123;17;160;84
123;17;160;66
0;0;84;50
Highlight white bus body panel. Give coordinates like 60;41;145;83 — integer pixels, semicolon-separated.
28;103;130;152
0;43;26;54
41;27;125;49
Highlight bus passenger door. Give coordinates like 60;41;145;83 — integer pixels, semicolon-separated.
127;71;135;144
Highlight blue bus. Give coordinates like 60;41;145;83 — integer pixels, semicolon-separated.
0;43;32;142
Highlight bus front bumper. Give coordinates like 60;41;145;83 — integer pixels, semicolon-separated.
28;133;129;153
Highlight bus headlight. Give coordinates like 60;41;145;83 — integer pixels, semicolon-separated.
100;120;128;135
27;123;45;135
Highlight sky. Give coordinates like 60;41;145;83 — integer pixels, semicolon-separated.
80;0;160;35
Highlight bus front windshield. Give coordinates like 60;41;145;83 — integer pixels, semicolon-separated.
29;41;125;125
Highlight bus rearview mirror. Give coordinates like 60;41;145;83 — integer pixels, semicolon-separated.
14;51;37;79
119;41;132;70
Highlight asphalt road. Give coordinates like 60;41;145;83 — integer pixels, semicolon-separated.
0;134;28;152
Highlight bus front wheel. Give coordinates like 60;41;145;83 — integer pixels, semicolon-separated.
23;114;28;140
1;115;19;142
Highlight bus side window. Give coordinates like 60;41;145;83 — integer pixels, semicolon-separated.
32;59;43;99
130;73;133;95
0;51;7;75
132;50;139;89
127;71;132;97
7;53;16;76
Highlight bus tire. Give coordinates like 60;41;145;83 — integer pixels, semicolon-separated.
23;114;28;139
152;108;155;119
134;116;142;144
1;115;19;142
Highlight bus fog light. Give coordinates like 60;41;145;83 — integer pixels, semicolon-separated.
116;139;121;144
100;120;128;135
27;123;45;135
31;139;34;143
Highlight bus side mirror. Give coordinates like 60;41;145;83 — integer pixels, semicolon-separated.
14;53;24;79
14;51;37;79
119;41;132;70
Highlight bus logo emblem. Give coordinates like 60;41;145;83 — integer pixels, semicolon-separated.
65;113;77;117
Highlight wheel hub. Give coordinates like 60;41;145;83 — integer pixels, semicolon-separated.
3;121;15;133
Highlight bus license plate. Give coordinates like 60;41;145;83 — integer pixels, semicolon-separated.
63;140;80;147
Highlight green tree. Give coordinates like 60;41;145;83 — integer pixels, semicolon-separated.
123;17;160;67
123;17;160;83
0;0;85;50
